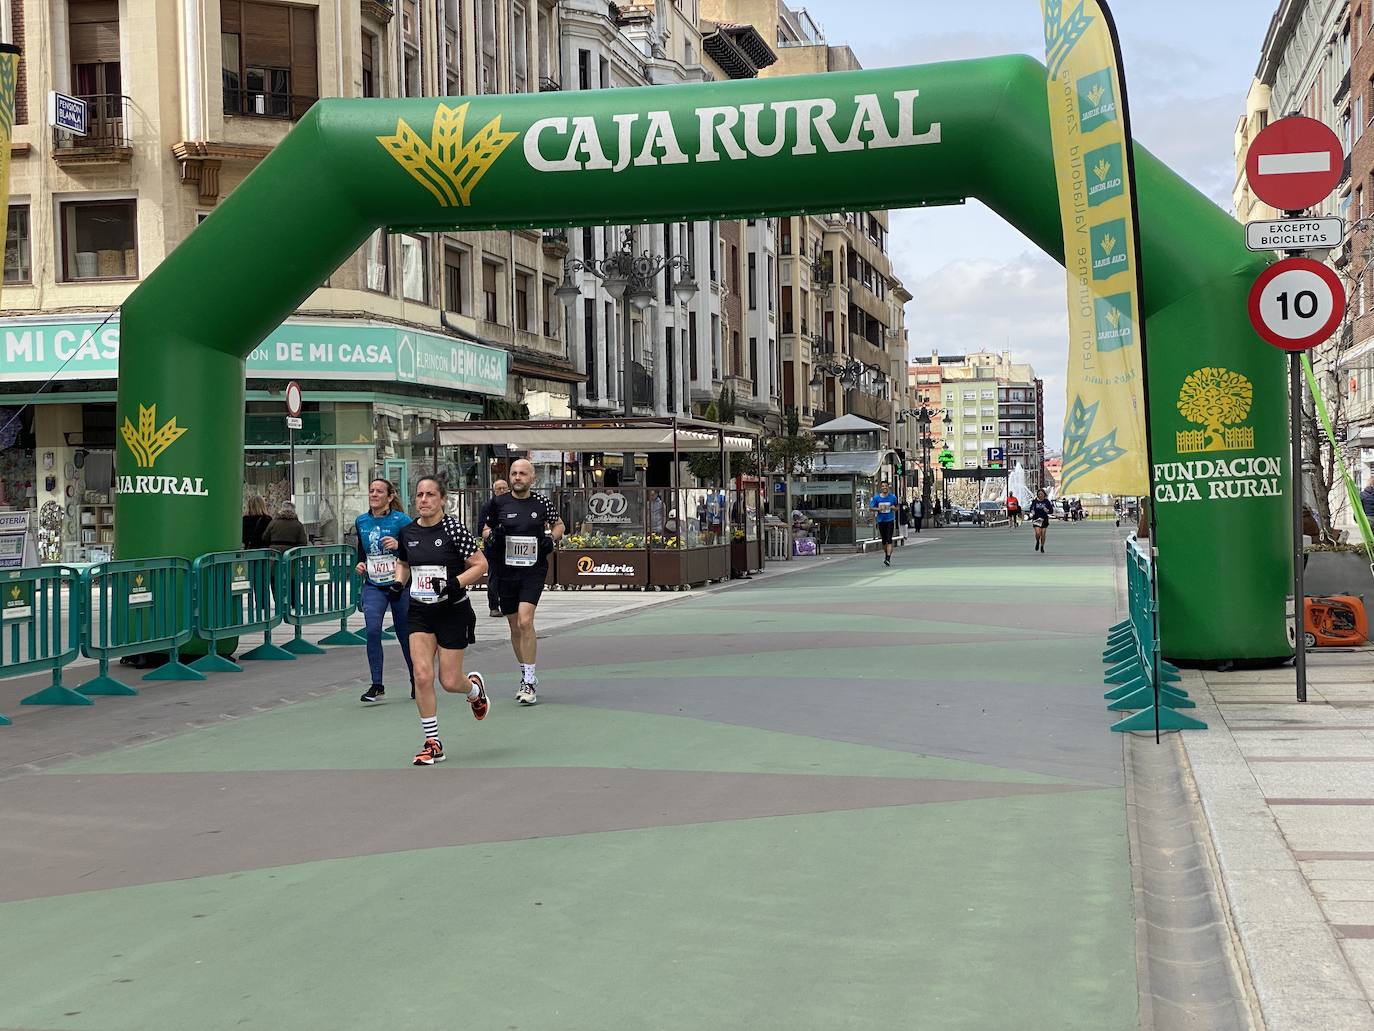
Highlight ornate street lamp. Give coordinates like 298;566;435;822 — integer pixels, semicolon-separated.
896;396;947;521
555;227;698;481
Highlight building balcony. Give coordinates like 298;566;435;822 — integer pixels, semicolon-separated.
52;95;133;166
223;88;316;122
1335;67;1351;105
361;0;393;22
539;76;561;92
541;230;569;258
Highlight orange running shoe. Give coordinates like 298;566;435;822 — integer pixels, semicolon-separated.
468;672;489;721
413;738;445;765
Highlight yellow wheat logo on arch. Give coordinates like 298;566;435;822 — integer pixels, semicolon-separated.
1176;367;1255;454
121;403;187;469
377;103;518;207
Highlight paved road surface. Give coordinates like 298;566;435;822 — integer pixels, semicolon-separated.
0;522;1138;1030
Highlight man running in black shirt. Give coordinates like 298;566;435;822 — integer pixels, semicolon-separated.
394;476;491;766
483;458;564;706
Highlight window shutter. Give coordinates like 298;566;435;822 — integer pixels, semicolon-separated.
69;0;120;64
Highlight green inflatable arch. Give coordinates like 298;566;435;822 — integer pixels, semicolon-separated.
116;56;1287;662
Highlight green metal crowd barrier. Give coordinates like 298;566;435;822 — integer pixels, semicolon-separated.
77;557;204;695
1103;535;1205;735
279;545;366;655
3;565;85;714
190;549;294;672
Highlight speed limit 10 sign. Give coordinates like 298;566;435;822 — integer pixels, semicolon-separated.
1247;257;1346;352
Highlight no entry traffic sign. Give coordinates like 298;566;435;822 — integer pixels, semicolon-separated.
1245;116;1343;212
1247;257;1345;351
285;380;303;417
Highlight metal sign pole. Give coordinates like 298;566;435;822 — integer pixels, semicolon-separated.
1290;350;1308;703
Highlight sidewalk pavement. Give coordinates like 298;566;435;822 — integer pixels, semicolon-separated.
1179;652;1374;1030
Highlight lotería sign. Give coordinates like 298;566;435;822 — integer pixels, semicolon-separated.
1245;217;1343;253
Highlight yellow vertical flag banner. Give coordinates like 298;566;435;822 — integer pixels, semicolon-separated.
1041;1;1149;495
0;45;19;310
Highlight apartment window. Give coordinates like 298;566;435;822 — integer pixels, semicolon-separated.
543;278;556;336
962;391;975;400
709;222;717;282
749;336;758;394
69;0;122;121
511;3;528;92
605;301;614;392
479;0;499;92
1358;94;1366;139
666;327;676;411
747;253;757;309
689;312;699;380
581;226;594;262
221;1;318;119
686;220;696;271
400;234;428;303
444;0;461;95
710;313;720;379
482;260;500;322
443;247;467;313
583;299;597;399
514;270;532;332
578;49;591;90
731;331;742;375
61;198;136;281
4;205;30;285
364;229;389;293
730;245;740;293
1359;187;1364;222
767;255;775;312
982;423;996;433
599;56;610;89
361;30;378;97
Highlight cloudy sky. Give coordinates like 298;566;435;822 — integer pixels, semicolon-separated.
792;0;1273;446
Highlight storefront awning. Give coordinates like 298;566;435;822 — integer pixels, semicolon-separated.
810;450;893;476
437;418;756;453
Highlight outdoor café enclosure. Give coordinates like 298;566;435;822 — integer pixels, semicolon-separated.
436;418;765;589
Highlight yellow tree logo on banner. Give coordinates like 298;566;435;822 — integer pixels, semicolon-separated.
1176;368;1255;454
121;404;187;469
378;102;518;207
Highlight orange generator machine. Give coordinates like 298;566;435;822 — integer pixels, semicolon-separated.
1303;595;1369;648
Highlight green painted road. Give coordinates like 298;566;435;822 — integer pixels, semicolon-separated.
0;522;1139;1030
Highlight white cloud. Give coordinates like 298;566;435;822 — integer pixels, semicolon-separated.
904;253;1071;451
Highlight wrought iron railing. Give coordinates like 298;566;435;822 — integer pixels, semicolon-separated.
52;94;132;154
223;88;316;121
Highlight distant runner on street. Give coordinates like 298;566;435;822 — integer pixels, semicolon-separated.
354;478;414;705
1006;492;1021;528
870;479;901;567
1029;488;1054;554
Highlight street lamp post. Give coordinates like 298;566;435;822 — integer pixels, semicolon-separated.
896;396;946;526
555;227;698;483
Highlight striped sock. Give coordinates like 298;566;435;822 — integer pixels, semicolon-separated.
421;716;439;741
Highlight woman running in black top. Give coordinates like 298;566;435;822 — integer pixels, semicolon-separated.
1028;488;1055;553
394;476;491;767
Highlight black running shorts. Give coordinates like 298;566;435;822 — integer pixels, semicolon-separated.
497;567;546;615
878;521;895;544
407;596;477;650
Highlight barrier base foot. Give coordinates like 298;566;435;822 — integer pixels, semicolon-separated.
1105;677;1149;700
1108;684;1193;711
1111;705;1208;733
240;641;295;661
143;661;208;682
22;685;95;706
1106;664;1143;685
1107;618;1130;634
190;653;243;674
320;630;366;646
0;712;11;725
382;626;397;640
78;674;138;696
282;638;327;656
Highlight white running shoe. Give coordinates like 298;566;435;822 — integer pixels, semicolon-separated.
516;680;539;706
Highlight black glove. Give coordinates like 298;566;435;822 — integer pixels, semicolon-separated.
386;580;407;598
538;535;556;558
435;567;467;601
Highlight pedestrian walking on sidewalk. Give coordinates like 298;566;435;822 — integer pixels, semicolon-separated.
354;478;414;705
242;494;272;549
870;479;901;567
394;476;490;767
483;458;564;706
1029;488;1054;553
911;496;923;533
479;479;510;618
